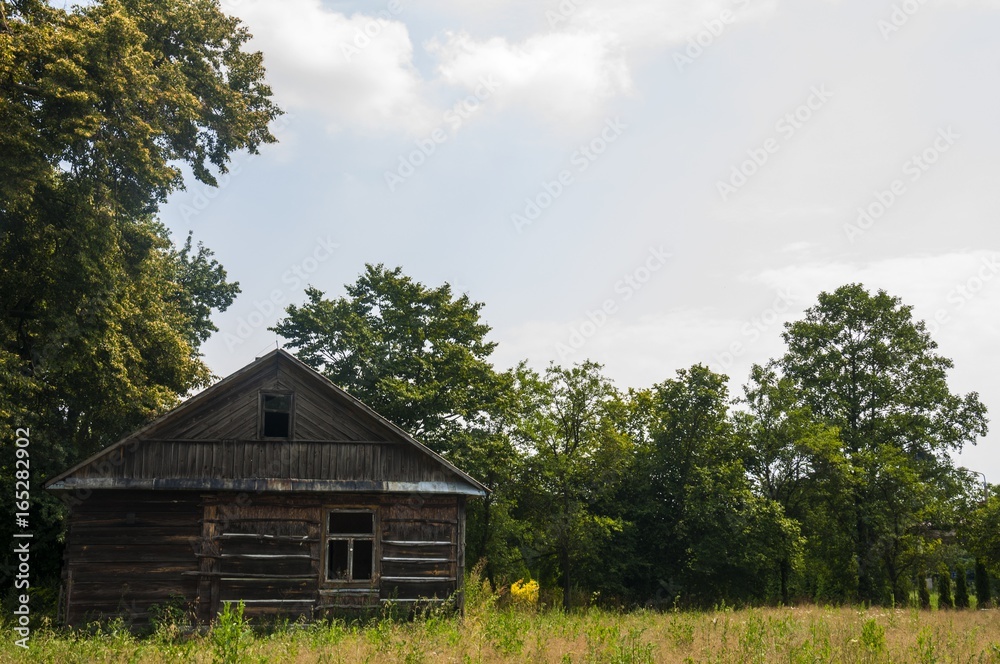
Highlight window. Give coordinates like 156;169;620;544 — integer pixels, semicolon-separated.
326;511;375;582
260;392;292;438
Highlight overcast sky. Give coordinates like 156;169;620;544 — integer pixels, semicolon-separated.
160;0;1000;482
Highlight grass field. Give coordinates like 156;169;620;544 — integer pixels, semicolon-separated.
3;587;999;663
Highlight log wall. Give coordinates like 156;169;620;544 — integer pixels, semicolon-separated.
63;490;465;624
62;491;202;626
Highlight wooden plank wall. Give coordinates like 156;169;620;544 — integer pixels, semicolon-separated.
63;491;465;624
63;491;202;626
199;494;323;621
84;439;448;485
378;496;460;605
145;356;399;442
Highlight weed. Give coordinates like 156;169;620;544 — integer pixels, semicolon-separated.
210;601;253;664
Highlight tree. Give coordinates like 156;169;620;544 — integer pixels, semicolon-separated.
1;0;279;589
954;564;970;609
938;568;954;609
511;361;627;610
779;284;988;604
272;266;522;584
735;363;845;603
272;265;507;451
630;365;800;605
962;493;1000;579
974;559;992;608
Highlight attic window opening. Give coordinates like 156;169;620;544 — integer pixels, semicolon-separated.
261;393;292;438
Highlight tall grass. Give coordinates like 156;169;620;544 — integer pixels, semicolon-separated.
2;583;999;663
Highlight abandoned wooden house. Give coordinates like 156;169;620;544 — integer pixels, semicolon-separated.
44;348;487;625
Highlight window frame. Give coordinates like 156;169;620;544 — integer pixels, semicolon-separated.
258;391;294;440
323;508;378;586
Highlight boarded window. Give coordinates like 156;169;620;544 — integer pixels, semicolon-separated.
261;393;292;438
326;510;375;582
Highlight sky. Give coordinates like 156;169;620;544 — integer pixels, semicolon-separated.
159;0;1000;482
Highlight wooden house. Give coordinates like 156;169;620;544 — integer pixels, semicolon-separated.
44;349;487;625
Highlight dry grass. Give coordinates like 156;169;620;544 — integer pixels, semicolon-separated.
3;600;1000;663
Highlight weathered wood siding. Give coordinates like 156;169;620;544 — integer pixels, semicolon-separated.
198;493;463;619
65;439;455;488
379;497;460;604
64;491;465;624
62;491;201;626
146;357;398;442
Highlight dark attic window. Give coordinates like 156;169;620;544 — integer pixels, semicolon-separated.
260;392;293;438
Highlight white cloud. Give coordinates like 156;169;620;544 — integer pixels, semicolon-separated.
230;0;436;134
226;0;784;134
428;30;631;127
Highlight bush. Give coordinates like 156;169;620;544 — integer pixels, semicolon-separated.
975;559;992;609
510;579;539;608
938;569;954;610
955;565;970;609
918;575;931;609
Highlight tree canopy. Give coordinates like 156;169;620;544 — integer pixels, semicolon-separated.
1;0;280;587
271;264;508;449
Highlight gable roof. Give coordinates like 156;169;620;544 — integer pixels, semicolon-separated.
44;349;487;496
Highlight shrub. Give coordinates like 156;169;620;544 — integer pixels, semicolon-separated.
955;565;970;609
510;579;540;608
938;569;954;610
918;575;931;610
975;559;992;609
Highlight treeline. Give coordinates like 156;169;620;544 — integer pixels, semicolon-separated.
275;267;998;609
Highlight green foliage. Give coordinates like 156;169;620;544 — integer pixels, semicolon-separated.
975;559;992;608
860;617;887;659
919;575;931;609
779;284;987;604
963;494;1000;578
955;564;970;609
211;601;253;664
938;570;954;610
510;360;628;610
0;0;278;586
624;365;801;605
272;265;507;449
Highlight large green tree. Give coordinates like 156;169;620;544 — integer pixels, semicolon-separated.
1;0;279;590
779;284;988;604
511;361;627;610
271;265;508;451
735;363;846;603
271;266;521;581
629;365;800;605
